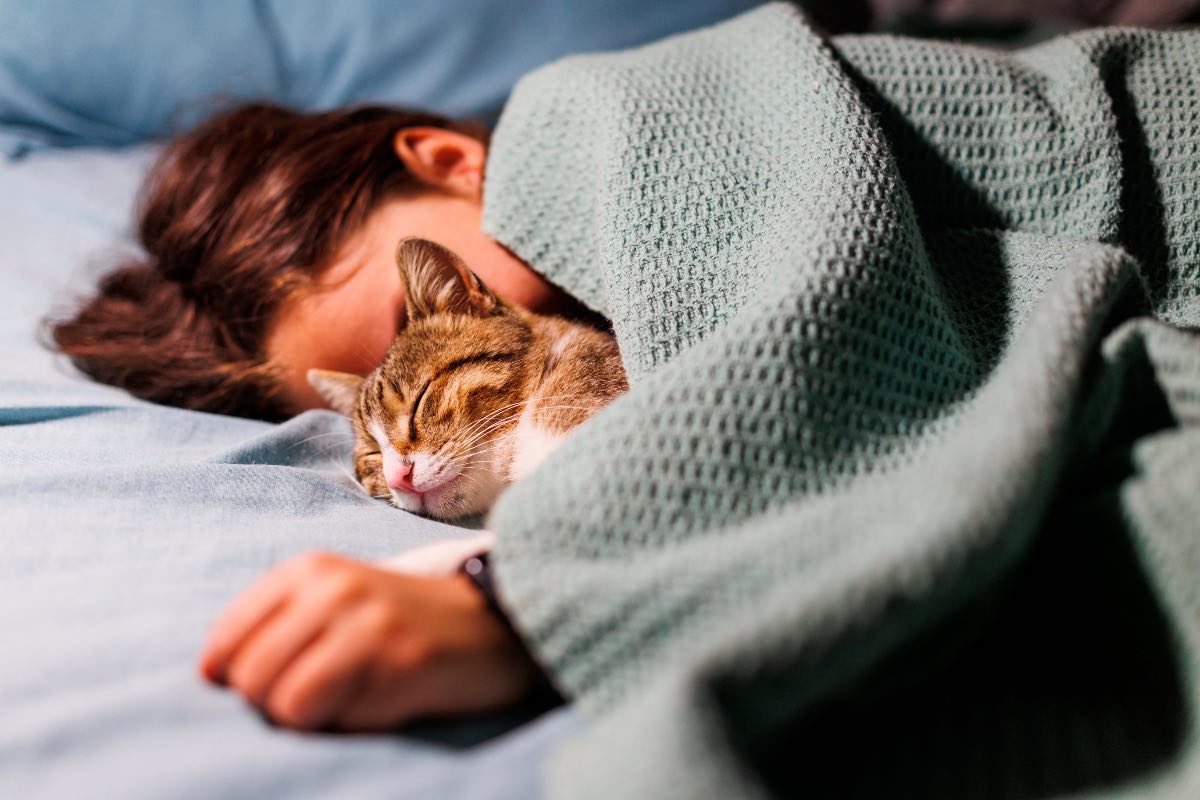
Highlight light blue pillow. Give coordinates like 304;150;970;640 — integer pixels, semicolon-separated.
0;0;762;158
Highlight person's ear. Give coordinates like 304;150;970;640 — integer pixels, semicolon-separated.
392;127;485;198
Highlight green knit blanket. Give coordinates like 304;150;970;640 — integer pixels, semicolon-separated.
481;5;1200;798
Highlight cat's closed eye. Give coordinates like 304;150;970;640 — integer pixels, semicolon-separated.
408;381;432;438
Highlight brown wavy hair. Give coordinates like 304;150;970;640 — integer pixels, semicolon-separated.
48;102;487;421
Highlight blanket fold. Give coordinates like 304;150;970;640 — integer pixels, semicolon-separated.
481;5;1200;797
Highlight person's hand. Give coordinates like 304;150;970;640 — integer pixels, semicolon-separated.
198;551;541;731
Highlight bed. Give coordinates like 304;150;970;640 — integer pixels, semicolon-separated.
0;82;589;800
0;2;761;797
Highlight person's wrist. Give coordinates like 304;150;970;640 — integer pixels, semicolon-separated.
458;554;503;617
454;556;566;708
441;569;488;610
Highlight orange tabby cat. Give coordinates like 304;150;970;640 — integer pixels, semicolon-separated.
309;238;627;523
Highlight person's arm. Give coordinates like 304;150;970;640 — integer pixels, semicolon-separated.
198;550;541;731
376;530;495;576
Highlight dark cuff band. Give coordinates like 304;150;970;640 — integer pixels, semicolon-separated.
460;553;503;619
458;553;566;708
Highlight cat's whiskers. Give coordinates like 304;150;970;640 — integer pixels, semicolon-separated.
476;404;600;442
454;457;504;477
439;393;590;455
451;450;508;471
434;396;539;448
435;404;528;457
442;397;531;441
290;430;356;448
448;417;523;453
444;434;518;468
448;471;483;493
448;404;604;478
313;442;352;459
299;437;365;462
326;451;378;498
448;399;577;450
429;397;598;482
451;438;537;469
435;412;527;462
445;403;600;469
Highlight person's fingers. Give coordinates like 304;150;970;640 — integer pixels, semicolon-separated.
199;551;338;683
263;605;393;731
331;637;436;731
200;572;294;682
332;681;415;731
222;592;339;705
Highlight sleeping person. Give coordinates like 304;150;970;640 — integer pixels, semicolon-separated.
52;101;584;729
49;5;1200;798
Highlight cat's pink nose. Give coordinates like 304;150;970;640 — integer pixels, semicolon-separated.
387;461;418;494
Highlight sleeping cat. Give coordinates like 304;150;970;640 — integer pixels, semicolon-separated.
308;237;627;527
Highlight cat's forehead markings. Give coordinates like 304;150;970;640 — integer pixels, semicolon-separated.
370;416;410;452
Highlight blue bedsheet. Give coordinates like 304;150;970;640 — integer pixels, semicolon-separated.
0;145;580;798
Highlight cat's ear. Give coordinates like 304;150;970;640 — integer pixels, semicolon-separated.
306;369;363;417
396;237;499;322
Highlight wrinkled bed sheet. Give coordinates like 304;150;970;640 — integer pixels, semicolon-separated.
0;144;579;799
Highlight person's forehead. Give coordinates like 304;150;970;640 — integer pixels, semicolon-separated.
265;241;405;411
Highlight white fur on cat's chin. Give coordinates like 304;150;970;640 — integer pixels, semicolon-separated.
387;485;425;514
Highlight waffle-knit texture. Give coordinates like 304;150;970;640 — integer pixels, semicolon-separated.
482;5;1200;798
